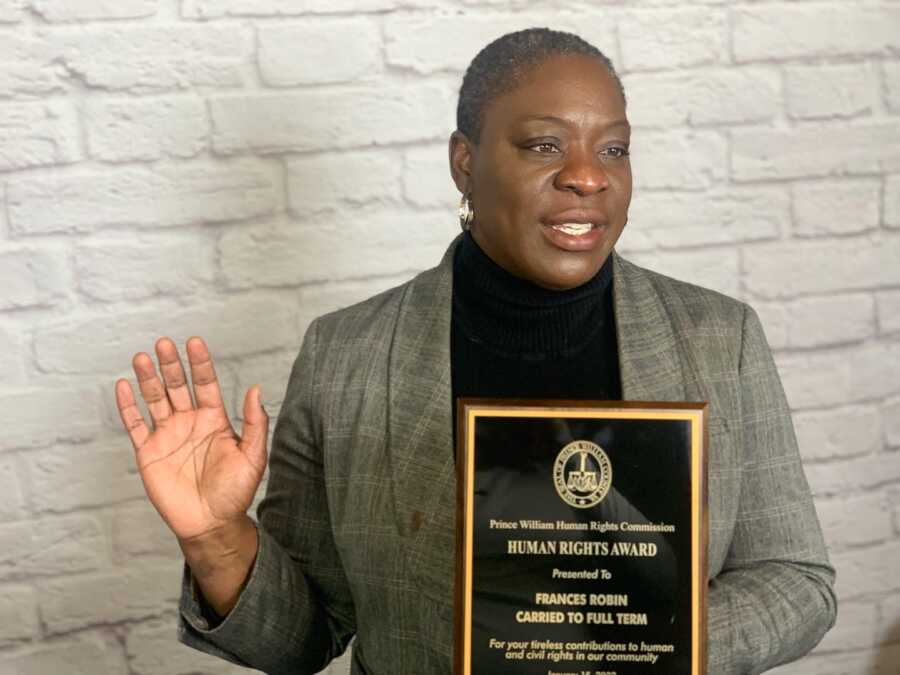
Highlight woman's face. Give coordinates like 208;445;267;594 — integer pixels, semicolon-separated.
450;54;632;290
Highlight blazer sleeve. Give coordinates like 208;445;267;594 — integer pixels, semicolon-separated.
177;318;357;674
706;305;837;674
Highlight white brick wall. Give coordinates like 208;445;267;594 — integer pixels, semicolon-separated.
1;2;898;674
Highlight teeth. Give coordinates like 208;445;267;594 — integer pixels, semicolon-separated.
552;223;594;236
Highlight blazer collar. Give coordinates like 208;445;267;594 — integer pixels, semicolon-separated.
387;240;695;606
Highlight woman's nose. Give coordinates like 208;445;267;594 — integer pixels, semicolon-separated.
553;151;610;195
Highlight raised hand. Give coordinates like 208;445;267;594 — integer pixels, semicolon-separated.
116;336;268;545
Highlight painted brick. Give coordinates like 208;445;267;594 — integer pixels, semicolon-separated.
0;326;24;386
182;0;433;18
623;67;780;127
619;8;726;71
0;63;61;98
403;145;458;210
0;585;39;646
732;122;900;182
631;131;727;189
126;618;256;675
40;565;179;634
817;492;893;549
626;187;787;248
286;149;404;214
48;24;251;93
219;211;457;289
886;61;900;114
0;101;80;171
885;397;900;449
0;248;66;310
0;1;24;22
34;294;301;375
210;85;454;155
753;293;875;351
744;236;900;299
385;13;616;75
74;233;216;302
7;159;277;234
0;640;114;675
0;184;7;238
0;515;107;582
0;455;26;521
876;289;900;335
0;31;66;97
804;454;900;498
111;502;181;563
793;405;882;462
886;174;900;229
25;437;145;513
620;248;740;297
785;63;875;120
733;5;900;63
29;0;157;21
85;96;208;162
792;179;880;236
259;19;381;86
832;540;900;600
0;387;100;451
456;0;532;4
5;24;247;99
776;341;900;410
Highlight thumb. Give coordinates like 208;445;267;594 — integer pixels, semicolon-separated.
239;385;269;471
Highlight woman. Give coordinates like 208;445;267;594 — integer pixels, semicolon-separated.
115;29;836;675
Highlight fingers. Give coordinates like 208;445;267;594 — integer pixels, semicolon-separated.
155;337;193;412
132;351;174;425
239;385;269;471
115;379;151;451
186;336;225;410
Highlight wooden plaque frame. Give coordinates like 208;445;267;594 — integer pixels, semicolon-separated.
454;399;708;675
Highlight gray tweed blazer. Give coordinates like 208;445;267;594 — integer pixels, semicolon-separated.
178;239;836;675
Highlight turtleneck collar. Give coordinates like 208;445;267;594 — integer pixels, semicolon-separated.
452;231;614;360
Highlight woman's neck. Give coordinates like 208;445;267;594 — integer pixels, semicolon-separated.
451;231;614;359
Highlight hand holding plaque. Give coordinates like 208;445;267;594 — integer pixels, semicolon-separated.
455;401;708;675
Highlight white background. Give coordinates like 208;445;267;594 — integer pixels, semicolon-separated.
1;0;899;673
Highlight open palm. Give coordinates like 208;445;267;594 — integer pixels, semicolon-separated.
115;337;268;543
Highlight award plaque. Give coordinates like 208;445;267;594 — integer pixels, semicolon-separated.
455;400;708;675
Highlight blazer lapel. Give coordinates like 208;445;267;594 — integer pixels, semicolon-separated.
614;252;700;403
387;237;459;606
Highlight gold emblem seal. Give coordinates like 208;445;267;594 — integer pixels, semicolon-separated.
553;440;612;509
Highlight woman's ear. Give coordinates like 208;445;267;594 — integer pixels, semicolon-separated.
448;130;475;195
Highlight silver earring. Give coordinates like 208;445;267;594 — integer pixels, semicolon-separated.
459;193;474;231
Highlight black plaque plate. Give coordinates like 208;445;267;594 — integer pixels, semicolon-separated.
455;400;708;675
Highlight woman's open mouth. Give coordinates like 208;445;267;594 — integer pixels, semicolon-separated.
550;222;596;236
541;221;604;251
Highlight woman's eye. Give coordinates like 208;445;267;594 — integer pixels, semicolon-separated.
601;146;630;159
528;142;560;153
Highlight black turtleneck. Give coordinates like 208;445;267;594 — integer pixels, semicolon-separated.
451;231;622;415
